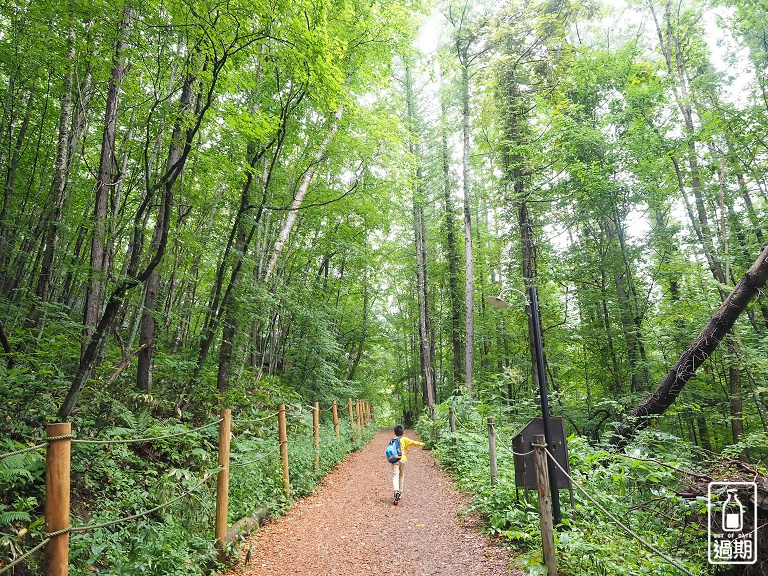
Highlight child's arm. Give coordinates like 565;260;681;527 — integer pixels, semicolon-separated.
403;437;425;449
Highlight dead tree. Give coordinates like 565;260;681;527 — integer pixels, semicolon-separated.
610;244;768;448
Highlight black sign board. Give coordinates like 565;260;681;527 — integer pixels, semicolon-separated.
512;417;572;490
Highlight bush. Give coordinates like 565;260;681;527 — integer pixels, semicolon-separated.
1;401;377;575
420;398;714;576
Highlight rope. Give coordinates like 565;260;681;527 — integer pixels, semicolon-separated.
495;433;534;458
47;473;212;539
70;419;222;445
454;415;478;436
230;443;281;468
0;537;49;574
7;420;223;454
455;415;534;457
0;442;47;460
544;448;697;576
235;411;279;424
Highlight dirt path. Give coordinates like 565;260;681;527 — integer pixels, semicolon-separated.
226;429;521;576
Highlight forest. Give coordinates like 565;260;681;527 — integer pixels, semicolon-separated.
1;0;767;573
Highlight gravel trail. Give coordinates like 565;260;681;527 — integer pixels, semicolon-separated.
226;429;521;576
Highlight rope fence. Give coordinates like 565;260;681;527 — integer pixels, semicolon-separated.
235;411;280;424
444;409;712;575
0;419;223;461
230;443;282;468
454;414;533;457
0;473;213;576
546;448;697;576
0;442;47;460
0;398;375;575
70;418;223;445
49;473;213;537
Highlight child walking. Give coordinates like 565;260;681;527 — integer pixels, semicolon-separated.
389;424;425;505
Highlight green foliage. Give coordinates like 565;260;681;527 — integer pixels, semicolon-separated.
0;392;376;574
421;399;715;576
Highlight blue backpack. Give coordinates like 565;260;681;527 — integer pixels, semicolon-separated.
386;437;402;463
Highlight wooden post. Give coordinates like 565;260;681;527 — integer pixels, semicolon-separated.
356;399;362;437
313;401;320;471
533;434;558;575
348;398;355;442
449;407;457;461
487;417;498;486
278;404;290;494
215;409;231;561
332;401;340;438
45;422;71;576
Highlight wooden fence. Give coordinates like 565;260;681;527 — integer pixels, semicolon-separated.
2;398;374;575
449;409;558;575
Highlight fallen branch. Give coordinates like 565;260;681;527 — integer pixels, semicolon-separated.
108;342;150;385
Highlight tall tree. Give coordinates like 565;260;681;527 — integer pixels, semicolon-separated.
404;62;436;415
58;3;258;420
444;0;492;395
82;7;131;358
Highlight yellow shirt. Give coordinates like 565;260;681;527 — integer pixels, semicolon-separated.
397;436;425;462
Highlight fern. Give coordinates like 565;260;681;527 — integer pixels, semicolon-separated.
0;452;41;483
111;399;139;429
0;509;31;526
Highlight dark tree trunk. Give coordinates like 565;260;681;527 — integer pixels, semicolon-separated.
136;77;192;393
604;214;650;392
0;322;15;368
82;8;131;357
610;244;768;448
440;98;462;386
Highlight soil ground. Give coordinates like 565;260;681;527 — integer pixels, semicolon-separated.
226;429;522;576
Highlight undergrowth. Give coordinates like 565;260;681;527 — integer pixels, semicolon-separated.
416;397;723;576
1;400;376;575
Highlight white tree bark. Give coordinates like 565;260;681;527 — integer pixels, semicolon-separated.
263;104;344;284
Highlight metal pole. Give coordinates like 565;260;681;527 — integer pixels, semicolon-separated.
529;285;561;526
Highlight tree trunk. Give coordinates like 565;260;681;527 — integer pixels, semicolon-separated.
263;103;344;285
30;25;75;326
458;45;475;396
346;264;369;382
404;63;435;415
441;96;462;386
0;322;15;368
136;77;193;393
58;27;231;419
610;244;768;447
604;214;650;392
82;7;131;358
414;201;435;414
729;354;744;444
